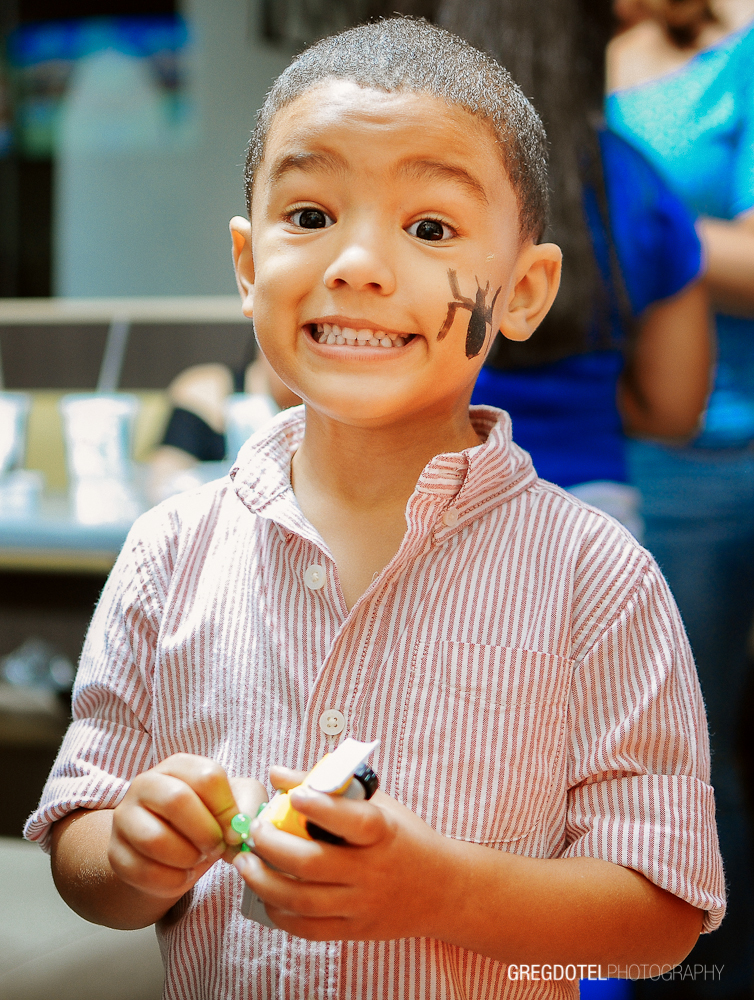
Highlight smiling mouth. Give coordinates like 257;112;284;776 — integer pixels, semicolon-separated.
310;322;415;349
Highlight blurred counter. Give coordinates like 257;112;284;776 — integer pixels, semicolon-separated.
0;462;230;573
0;491;133;572
0;296;252;571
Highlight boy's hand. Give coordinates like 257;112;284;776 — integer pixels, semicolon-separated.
233;764;454;941
109;753;268;901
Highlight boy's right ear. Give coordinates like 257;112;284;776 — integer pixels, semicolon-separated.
229;216;254;318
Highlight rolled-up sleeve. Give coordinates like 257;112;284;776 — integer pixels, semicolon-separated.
23;515;166;851
563;558;726;932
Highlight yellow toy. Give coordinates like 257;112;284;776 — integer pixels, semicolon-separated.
238;738;379;926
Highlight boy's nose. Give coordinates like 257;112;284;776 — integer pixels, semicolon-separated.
323;242;396;296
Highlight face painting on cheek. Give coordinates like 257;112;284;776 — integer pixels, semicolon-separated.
437;269;503;359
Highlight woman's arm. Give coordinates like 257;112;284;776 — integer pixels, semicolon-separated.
618;280;712;440
698;210;754;316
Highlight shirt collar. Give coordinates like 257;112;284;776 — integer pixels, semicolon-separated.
230;404;536;536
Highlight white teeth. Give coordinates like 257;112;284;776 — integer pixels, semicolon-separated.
314;324;410;348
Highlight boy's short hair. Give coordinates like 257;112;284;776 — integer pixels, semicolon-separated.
244;17;549;242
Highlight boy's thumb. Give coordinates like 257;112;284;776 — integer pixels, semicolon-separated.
269;765;307;791
224;777;269;846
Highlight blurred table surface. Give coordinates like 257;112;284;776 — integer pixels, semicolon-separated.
0;492;134;573
0;462;230;573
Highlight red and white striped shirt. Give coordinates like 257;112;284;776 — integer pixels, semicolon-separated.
26;406;725;1000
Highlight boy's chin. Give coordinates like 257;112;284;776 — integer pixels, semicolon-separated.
304;384;467;430
310;402;407;428
304;389;425;428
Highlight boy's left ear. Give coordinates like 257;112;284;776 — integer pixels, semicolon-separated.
498;242;562;343
229;216;255;318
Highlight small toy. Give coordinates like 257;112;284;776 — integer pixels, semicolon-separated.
237;737;379;927
230;808;262;852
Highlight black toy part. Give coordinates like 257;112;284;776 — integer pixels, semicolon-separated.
306;763;380;843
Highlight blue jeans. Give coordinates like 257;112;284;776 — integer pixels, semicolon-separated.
629;440;754;999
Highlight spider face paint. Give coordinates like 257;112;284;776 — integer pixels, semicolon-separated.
438;269;502;358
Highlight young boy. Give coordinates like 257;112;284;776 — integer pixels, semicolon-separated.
26;18;724;999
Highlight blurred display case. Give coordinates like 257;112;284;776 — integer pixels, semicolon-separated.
0;294;252;568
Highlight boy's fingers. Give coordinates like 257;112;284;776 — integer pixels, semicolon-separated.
286;786;388;847
249;822;345;881
109;833;205;898
269;765;307;791
116;794;210;867
127;771;227;857
233;851;348;918
152;753;239;840
228;776;269;818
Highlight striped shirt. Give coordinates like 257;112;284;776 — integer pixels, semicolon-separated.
25;405;725;1000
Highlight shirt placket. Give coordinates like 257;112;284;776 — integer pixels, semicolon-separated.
279;937;339;1000
296;495;444;761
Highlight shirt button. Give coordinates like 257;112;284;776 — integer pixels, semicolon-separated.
319;709;346;736
442;507;459;527
304;564;326;590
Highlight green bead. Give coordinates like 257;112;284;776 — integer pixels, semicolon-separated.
231;813;252;839
239;841;251;852
256;802;268;817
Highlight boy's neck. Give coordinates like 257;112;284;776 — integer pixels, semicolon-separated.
291;405;483;516
289;404;483;611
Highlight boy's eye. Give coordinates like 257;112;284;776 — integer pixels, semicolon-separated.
290;208;334;229
407;218;454;242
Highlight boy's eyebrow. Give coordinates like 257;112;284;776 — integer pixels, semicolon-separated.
398;159;489;205
267;150;489;205
267;149;348;186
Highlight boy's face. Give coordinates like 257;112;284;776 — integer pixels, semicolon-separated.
233;80;559;429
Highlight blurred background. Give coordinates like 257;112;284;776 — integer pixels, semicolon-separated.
3;0;282;299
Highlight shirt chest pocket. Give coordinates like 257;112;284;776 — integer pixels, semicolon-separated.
395;641;573;844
